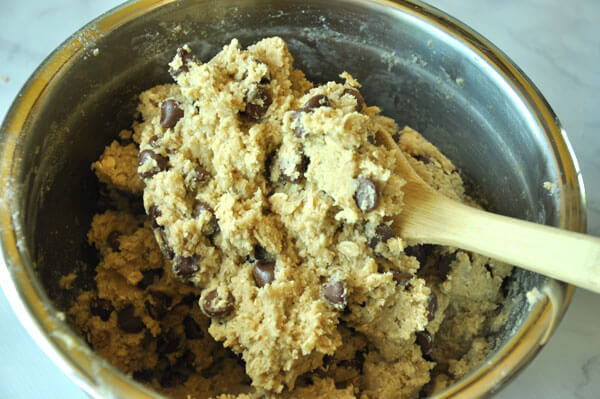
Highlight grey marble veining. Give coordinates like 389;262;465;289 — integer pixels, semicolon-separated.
0;1;599;398
432;0;600;236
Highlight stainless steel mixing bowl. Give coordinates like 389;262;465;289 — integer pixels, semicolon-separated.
0;0;585;398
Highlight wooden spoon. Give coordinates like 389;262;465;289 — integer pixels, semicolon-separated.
378;131;600;293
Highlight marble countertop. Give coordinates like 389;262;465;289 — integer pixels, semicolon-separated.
1;0;598;398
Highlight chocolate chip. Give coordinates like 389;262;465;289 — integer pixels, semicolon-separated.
303;94;329;110
298;154;310;173
133;368;154;383
149;205;162;228
187;166;210;187
117;304;144;333
172;351;196;382
295;374;314;388
144;291;172;320
392;272;413;288
155;356;170;374
376;223;395;239
137;268;164;290
107;231;121;251
280;154;309;183
342;88;365;112
148;135;159;148
176;350;196;368
253;245;267;261
322;354;334;368
416;330;433;355
157;329;180;354
159;365;189;388
192;200;218;235
173;255;200;279
191;200;212;217
354;177;378;212
414;154;433;164
157;228;174;260
264;151;276;180
183;316;204;339
337;349;366;374
160;99;184;128
141;330;153;348
200;365;219;379
155;357;185;388
89;298;114;321
427;293;438;322
169;46;195;77
322;280;347;310
253;261;275;288
404;244;434;267
202;289;234;317
242;62;271;84
138;150;168;178
179;293;199;307
369;223;396;249
291;110;307;138
438;252;457;281
242;86;272;121
337;358;357;369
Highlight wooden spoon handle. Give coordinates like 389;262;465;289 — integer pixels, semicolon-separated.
397;189;600;293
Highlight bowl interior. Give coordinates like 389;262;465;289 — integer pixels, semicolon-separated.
8;0;571;395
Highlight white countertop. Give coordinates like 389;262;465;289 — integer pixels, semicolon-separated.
1;0;599;398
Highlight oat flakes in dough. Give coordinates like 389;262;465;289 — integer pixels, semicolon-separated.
66;37;512;399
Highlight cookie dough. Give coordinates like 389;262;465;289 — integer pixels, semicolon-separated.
66;37;512;399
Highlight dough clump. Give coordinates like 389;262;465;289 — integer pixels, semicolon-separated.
67;37;512;399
